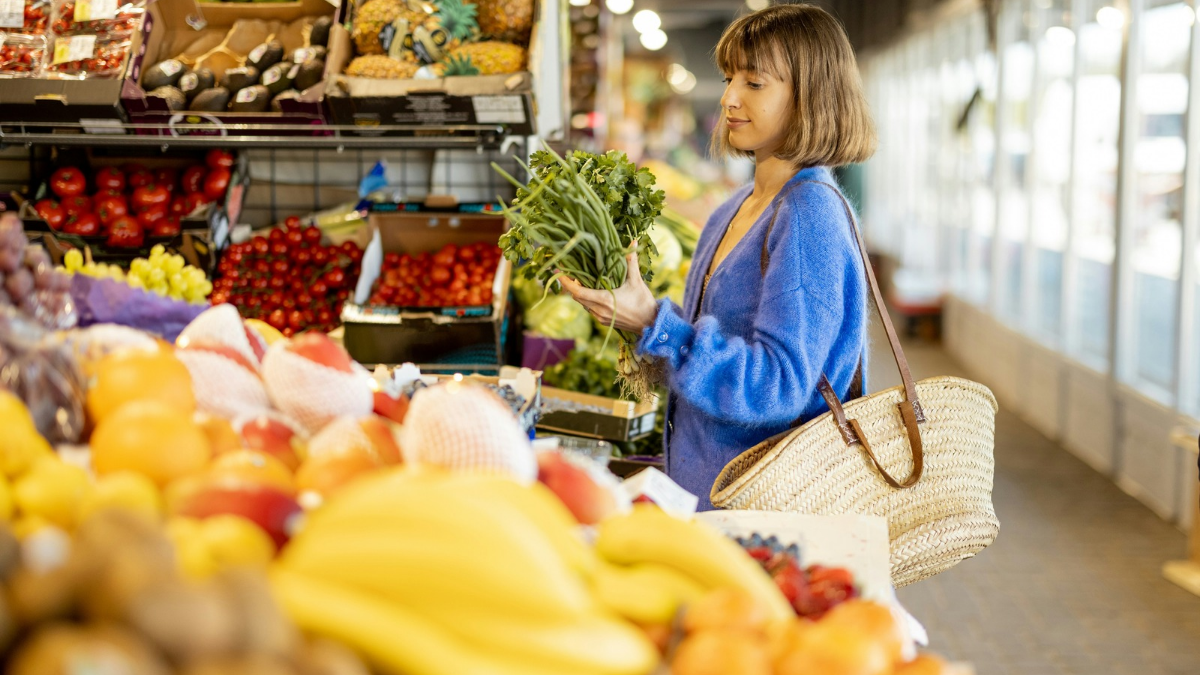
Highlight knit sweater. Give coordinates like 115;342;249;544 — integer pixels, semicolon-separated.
635;166;868;510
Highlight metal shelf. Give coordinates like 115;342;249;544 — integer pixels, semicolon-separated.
0;121;509;151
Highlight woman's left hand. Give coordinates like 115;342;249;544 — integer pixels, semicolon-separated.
558;252;658;335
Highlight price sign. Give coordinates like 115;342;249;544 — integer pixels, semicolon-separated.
53;34;96;64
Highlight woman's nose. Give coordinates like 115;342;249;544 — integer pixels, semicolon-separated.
721;86;739;110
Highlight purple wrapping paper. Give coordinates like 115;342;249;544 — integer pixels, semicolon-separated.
70;274;208;342
521;332;577;371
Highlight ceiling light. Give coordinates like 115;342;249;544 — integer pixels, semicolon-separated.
746;0;769;10
632;9;661;33
606;0;633;15
640;28;667;51
1184;5;1196;25
1096;6;1124;30
570;0;590;6
667;63;688;86
1045;26;1075;47
670;70;696;95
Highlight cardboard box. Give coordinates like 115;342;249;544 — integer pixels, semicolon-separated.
0;6;155;123
321;2;536;136
340;211;512;369
537;386;659;442
122;0;337;136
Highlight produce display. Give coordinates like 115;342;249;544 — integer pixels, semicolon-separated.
495;147;665;400
211;216;363;336
0;33;48;76
50;0;145;35
32;149;233;246
344;0;529;80
365;241;501;309
61;245;214;304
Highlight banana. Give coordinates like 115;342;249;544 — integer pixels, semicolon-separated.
595;504;794;621
270;568;595;675
592;561;706;625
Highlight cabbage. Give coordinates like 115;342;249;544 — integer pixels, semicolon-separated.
648;224;683;281
525;294;594;342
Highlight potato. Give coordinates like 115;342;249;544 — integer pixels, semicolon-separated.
125;578;240;664
7;623;170;675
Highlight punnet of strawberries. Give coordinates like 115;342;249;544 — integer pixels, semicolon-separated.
737;533;859;620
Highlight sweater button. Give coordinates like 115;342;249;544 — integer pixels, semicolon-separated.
680;345;689;356
658;332;669;343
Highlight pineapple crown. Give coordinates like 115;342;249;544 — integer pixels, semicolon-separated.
440;52;480;76
435;0;479;42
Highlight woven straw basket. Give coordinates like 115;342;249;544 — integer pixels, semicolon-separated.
711;376;999;587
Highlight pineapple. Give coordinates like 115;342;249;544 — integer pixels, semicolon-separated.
437;0;479;42
353;0;438;56
475;0;533;45
436;52;481;76
346;55;419;78
444;41;526;75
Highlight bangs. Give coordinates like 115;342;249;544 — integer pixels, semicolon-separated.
715;15;790;79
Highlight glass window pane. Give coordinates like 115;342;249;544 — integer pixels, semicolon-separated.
998;8;1035;323
1030;1;1074;342
1071;3;1122;366
971;47;998;305
1130;1;1190;392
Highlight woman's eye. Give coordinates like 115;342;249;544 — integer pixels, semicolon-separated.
748;82;763;89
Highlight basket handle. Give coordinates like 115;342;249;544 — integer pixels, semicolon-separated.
763;180;927;487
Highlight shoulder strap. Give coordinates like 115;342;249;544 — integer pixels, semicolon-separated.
761;180;926;488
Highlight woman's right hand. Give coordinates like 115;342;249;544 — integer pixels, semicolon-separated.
558;252;659;335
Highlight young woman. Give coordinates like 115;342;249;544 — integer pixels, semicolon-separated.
560;4;876;509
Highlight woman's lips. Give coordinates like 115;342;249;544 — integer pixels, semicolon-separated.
726;118;749;129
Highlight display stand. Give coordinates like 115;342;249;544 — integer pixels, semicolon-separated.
1162;427;1200;596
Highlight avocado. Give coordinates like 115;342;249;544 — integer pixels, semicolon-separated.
270;89;300;113
293;59;324;92
310;16;332;48
230;85;271;113
143;59;186;90
292;45;327;64
219;67;261;95
248;40;284;72
147;86;186;111
179;68;215;101
189;87;231;112
261;62;296;96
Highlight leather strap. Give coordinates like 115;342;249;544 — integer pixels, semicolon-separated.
763;180;926;488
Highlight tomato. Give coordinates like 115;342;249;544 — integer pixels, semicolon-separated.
433;244;456;268
311;248;329;265
285;228;304;248
457;246;477;263
151;216;181;238
181;165;207;194
206;149;235;170
64;212;100;237
131;184;170;212
294;249;312;266
303;226;321;245
270;242;288;257
50;167;86;198
323;268;346;288
137;204;168;229
95;167;125;192
267;309;287;330
284;215;301;228
204;168;232;202
184;192;209;215
35;199;65;230
154;168;178;191
62;195;93;217
95;195;128;225
430;266;451;285
126;168;153;190
271;259;289;275
169;195;188;216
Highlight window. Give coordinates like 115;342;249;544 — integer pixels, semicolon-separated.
1070;0;1123;368
997;7;1035;323
969;46;999;306
1128;0;1191;396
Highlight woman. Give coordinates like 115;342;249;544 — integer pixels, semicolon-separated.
560;4;876;509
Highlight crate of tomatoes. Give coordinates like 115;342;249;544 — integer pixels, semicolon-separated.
341;211;512;370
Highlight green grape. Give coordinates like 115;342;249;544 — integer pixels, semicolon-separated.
130;258;151;279
168;273;185;292
147;268;166;286
64;249;83;271
128;275;145;289
164;255;185;275
150;244;167;259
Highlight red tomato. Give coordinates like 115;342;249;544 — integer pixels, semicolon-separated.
62;195;93;217
131;184;170;212
181;165;207;194
154;168;178;191
302;226;321;245
206;149;235;170
323;268;346;288
50;167;86;198
309;280;328;297
204;168;231;201
95;195;128;225
284;215;301;228
430;266;451;285
63;212;100;237
151;216;181;238
184;192;209;215
95;167;125;192
126;168;153;190
285;229;304;248
169;196;188;216
34;199;65;230
137;204;168;229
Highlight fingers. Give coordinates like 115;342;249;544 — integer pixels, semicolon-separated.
625;252;640;285
558;275;608;305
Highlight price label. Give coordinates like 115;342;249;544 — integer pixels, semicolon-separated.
73;0;118;22
472;95;525;124
53;34;96;64
0;0;22;29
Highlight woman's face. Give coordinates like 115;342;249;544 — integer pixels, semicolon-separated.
720;68;793;158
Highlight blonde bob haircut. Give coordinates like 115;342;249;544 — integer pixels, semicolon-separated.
713;4;877;168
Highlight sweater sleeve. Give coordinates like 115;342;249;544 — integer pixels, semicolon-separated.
635;184;858;427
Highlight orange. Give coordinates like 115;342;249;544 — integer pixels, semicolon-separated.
671;629;771;675
821;600;905;664
295;449;382;499
197;415;242;457
776;623;892;675
91;400;210;487
209;451;295;495
683;588;769;634
87;348;195;423
892;655;951;675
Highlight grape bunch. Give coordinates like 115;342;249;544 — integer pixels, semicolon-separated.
0;215;77;330
62;245;213;305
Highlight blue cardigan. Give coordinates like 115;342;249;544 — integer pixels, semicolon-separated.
636;166;868;510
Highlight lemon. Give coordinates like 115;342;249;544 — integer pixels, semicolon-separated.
12;514;54;540
245;318;285;346
0;426;53;480
0;475;13;521
14;457;92;529
175;534;217;580
79;471;162;523
198;515;276;570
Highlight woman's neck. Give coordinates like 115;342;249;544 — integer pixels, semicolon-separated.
751;154;796;199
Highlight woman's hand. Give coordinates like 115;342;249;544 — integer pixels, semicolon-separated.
558;252;658;335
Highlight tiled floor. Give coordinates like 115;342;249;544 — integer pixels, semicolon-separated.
869;327;1200;675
